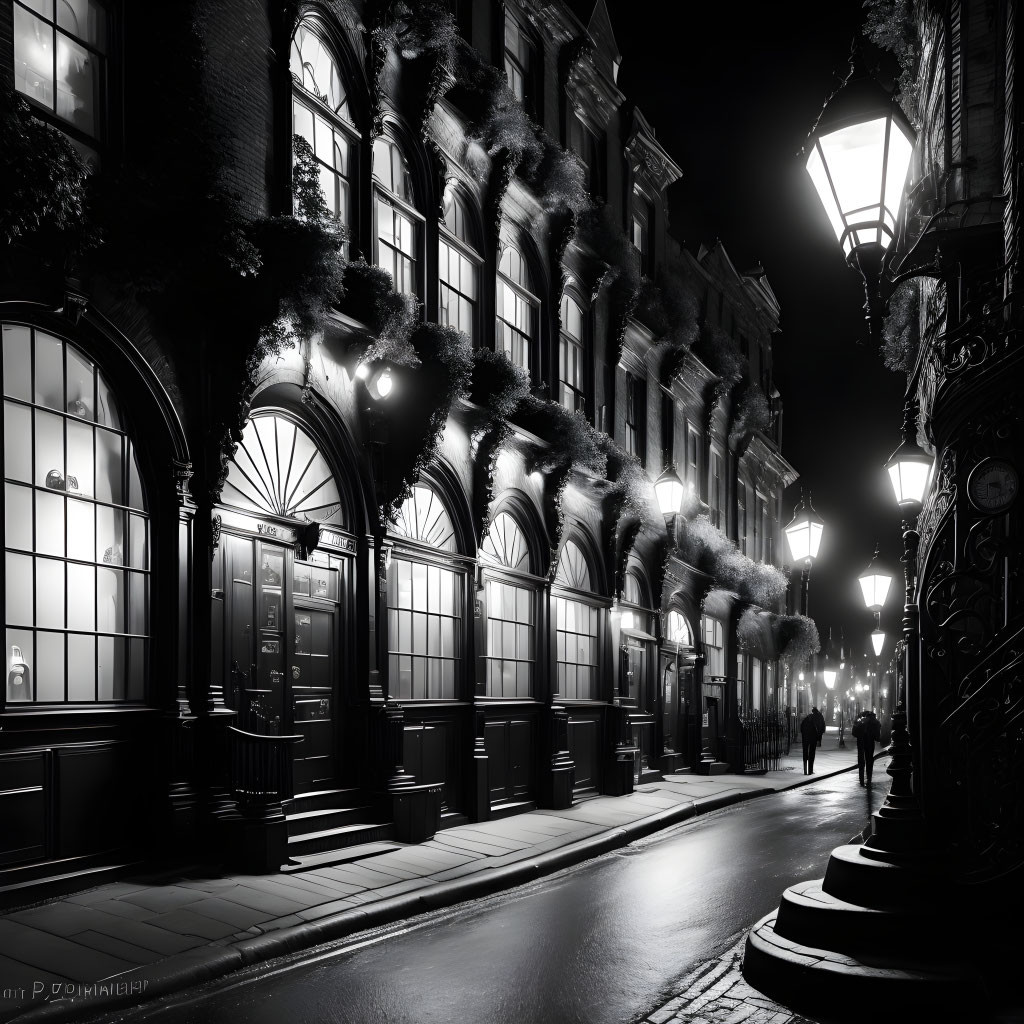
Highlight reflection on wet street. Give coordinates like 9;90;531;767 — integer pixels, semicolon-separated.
120;773;873;1024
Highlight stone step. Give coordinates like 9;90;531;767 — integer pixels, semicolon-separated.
821;843;951;912
775;879;958;960
744;910;985;1017
286;787;366;814
697;760;729;775
286;821;395;856
282;841;401;873
286;805;378;837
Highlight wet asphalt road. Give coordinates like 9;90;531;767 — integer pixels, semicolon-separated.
116;772;876;1024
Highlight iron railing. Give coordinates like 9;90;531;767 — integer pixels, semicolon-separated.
737;705;790;773
228;726;303;812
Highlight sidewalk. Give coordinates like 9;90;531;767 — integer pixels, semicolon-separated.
0;730;865;1024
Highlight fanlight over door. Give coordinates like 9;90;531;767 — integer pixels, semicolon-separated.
222;413;343;527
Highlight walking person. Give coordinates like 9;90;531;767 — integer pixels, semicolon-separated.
811;704;825;748
800;709;820;775
852;709;882;786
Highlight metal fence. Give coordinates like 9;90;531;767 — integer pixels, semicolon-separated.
737;705;790;773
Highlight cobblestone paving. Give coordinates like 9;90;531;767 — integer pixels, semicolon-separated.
639;937;817;1024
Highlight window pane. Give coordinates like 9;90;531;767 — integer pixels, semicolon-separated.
67;562;96;630
96;371;119;429
65;344;94;420
36;409;65;488
7;628;35;702
35;631;65;701
5;483;33;551
67;633;95;701
97;504;124;564
56;34;100;136
3;325;32;400
14;6;55;110
95;428;122;504
97;634;123;699
35;332;63;410
66;418;94;496
6;552;34;626
97;566;124;632
128;637;145;701
36;557;64;628
57;0;107;49
35;488;65;557
128;514;147;569
4;402;32;482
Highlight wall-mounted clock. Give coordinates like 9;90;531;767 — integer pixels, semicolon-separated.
967;458;1019;514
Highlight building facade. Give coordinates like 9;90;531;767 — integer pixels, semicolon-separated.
0;0;801;896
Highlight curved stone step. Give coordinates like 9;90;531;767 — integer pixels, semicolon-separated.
821;843;951;911
775;879;958;960
744;910;985;1017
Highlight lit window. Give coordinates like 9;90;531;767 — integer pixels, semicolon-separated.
373;137;419;296
388;485;463;700
496;245;537;374
480;512;534;699
503;12;533;110
13;0;107;157
4;323;149;704
291;25;356;229
558;295;586;413
553;540;599;700
439;191;479;342
702;614;724;677
665;610;692;646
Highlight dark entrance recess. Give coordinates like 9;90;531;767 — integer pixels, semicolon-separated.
567;713;601;794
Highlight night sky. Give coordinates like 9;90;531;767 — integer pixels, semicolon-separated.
609;0;910;662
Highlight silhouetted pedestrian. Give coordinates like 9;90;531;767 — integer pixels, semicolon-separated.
800;711;820;775
852;709;881;785
811;705;825;747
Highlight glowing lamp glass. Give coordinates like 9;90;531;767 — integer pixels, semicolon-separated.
871;630;885;656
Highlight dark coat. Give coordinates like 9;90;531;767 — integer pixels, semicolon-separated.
853;712;881;747
811;707;826;738
799;714;819;742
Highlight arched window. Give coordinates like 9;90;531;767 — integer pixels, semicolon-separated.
388;484;464;699
291;23;357;229
439;189;480;342
222;413;344;527
14;0;108;156
558;294;586;413
665;609;693;647
496;245;538;375
480;511;535;698
373;136;421;296
553;540;600;700
4;323;149;704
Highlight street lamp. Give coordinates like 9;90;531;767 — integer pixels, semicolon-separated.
871;629;886;656
802;51;916;342
784;492;824;617
654;465;685;517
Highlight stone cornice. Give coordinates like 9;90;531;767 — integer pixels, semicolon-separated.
625;110;683;194
566;43;625;130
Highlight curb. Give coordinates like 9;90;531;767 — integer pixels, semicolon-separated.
5;768;859;1024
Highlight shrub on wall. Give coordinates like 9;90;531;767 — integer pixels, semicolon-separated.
678;515;787;611
729;380;771;446
0;87;97;256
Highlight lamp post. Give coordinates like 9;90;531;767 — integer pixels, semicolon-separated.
784;492;825;617
802;51;932;808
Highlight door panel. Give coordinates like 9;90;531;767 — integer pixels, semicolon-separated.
568;716;600;793
291;603;337;792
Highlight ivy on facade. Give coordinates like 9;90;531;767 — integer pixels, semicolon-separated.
678;516;788;611
881;278;920;375
862;0;921;121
